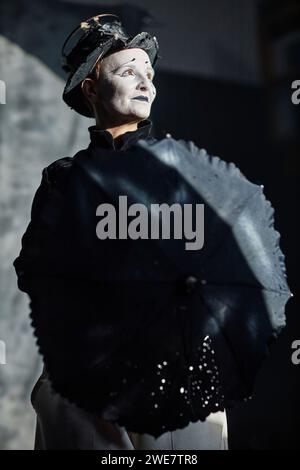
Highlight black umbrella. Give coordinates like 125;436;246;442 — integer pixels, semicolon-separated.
17;137;292;437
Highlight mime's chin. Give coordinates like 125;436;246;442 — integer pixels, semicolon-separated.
131;111;150;120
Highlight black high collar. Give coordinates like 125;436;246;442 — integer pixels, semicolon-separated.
88;119;153;152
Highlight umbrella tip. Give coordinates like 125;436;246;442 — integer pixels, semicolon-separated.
290;292;294;297
165;133;172;138
260;185;264;189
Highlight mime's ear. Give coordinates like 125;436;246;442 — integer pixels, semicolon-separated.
81;78;97;104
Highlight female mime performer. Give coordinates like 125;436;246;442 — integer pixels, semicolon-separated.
14;13;228;450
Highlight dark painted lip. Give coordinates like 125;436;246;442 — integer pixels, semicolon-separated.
132;96;149;102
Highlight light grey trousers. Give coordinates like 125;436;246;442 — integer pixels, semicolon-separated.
32;373;228;450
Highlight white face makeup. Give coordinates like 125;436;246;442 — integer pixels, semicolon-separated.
92;48;156;126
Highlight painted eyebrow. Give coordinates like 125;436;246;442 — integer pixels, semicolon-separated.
112;59;155;75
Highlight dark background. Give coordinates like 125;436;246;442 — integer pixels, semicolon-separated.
0;0;299;449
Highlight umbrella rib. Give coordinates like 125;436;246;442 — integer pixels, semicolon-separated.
197;187;271;275
199;280;290;295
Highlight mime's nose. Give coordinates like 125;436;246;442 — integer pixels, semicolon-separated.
137;82;149;91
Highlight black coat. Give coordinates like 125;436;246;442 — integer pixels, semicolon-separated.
14;119;154;293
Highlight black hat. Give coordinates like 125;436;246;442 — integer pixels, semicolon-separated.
61;13;160;117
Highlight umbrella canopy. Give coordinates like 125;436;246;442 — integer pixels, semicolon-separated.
18;137;291;437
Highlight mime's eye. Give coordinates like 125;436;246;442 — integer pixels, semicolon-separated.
121;69;135;77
